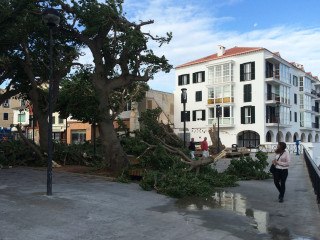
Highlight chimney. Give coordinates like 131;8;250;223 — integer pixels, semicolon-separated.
217;45;226;57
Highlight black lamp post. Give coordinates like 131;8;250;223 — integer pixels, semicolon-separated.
276;101;280;142
216;105;221;153
42;8;60;196
181;88;187;148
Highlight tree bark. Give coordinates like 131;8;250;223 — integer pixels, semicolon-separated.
98;118;128;171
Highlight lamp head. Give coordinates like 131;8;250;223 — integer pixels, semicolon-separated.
42;8;60;27
181;88;187;102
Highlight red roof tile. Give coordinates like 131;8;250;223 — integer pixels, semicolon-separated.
175;47;264;69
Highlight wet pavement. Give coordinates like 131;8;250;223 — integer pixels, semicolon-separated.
0;154;319;240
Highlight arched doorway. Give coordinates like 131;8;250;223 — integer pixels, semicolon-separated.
237;131;260;148
276;131;284;142
301;133;306;142
316;134;319;142
308;133;313;142
293;132;299;142
285;132;292;142
266;131;273;142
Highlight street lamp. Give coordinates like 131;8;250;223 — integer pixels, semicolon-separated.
181;88;187;148
276;101;281;142
42;8;60;196
216;105;221;153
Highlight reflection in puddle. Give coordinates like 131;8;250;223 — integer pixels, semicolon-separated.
175;190;269;234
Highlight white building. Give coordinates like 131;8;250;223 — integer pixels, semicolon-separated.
174;46;320;148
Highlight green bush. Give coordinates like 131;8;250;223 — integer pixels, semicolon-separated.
225;151;270;180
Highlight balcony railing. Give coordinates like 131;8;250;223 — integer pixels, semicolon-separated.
266;116;278;124
311;90;317;96
312;106;320;113
266;69;280;79
266;92;280;101
312;122;319;128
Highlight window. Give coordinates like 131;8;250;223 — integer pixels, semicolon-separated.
207;85;234;104
3;113;8;121
195;91;202;102
193;71;205;83
192;110;205;121
240;62;255;81
208;106;234;125
59;117;64;124
295;112;297;122
71;130;86;144
290;111;292;122
299;77;304;91
280;64;290;84
208;63;233;84
18;113;26;123
2;99;9;108
243;84;252;102
293;75;298;87
21;99;26;106
294;94;297;104
241;106;255;124
180;111;190;122
178;74;190;86
124;101;132;111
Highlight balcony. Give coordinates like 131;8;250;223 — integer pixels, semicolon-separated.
266;69;280;79
312;106;320;113
208;118;234;127
312;122;319;129
267;92;280;101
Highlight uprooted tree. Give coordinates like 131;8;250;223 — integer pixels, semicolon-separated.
119;108;237;198
59;0;172;172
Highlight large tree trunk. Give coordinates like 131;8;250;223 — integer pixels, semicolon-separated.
98;118;128;171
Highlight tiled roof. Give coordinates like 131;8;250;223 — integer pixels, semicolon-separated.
175;47;264;69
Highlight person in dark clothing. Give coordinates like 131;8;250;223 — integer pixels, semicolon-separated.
188;138;196;159
272;142;290;203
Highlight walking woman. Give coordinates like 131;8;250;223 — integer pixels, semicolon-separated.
272;142;290;202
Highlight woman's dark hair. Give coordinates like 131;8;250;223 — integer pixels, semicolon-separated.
275;142;287;154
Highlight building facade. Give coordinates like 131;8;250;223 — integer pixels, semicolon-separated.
174;46;320;147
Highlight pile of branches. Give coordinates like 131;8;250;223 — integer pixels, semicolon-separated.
119;108;238;198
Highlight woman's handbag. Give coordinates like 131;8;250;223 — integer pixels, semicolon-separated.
269;153;283;174
269;164;276;174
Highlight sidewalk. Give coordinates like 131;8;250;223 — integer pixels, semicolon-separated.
0;154;319;240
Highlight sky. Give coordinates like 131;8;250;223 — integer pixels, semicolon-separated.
117;0;320;93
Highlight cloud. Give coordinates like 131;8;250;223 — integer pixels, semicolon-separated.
77;0;320;93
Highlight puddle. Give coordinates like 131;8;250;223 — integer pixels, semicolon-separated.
175;190;269;234
175;190;316;239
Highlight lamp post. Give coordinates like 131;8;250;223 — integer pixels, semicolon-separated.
216;105;221;153
42;8;60;196
181;88;187;148
276;101;280;142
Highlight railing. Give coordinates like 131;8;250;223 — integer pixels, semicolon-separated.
266;92;280;101
312;106;319;113
266;70;280;79
266;116;278;123
312;122;319;129
257;143;302;154
303;148;320;203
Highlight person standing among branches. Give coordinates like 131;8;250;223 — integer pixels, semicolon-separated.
201;137;209;157
272;142;290;202
188;138;196;159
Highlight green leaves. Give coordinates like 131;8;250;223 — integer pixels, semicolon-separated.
226;151;270;180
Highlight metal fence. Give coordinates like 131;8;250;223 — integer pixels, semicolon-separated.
303;148;320;203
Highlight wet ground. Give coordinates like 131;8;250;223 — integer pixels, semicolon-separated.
0;154;319;240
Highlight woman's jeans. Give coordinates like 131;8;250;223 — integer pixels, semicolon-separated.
274;168;288;198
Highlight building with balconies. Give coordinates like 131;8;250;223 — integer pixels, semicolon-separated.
174;46;320;147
